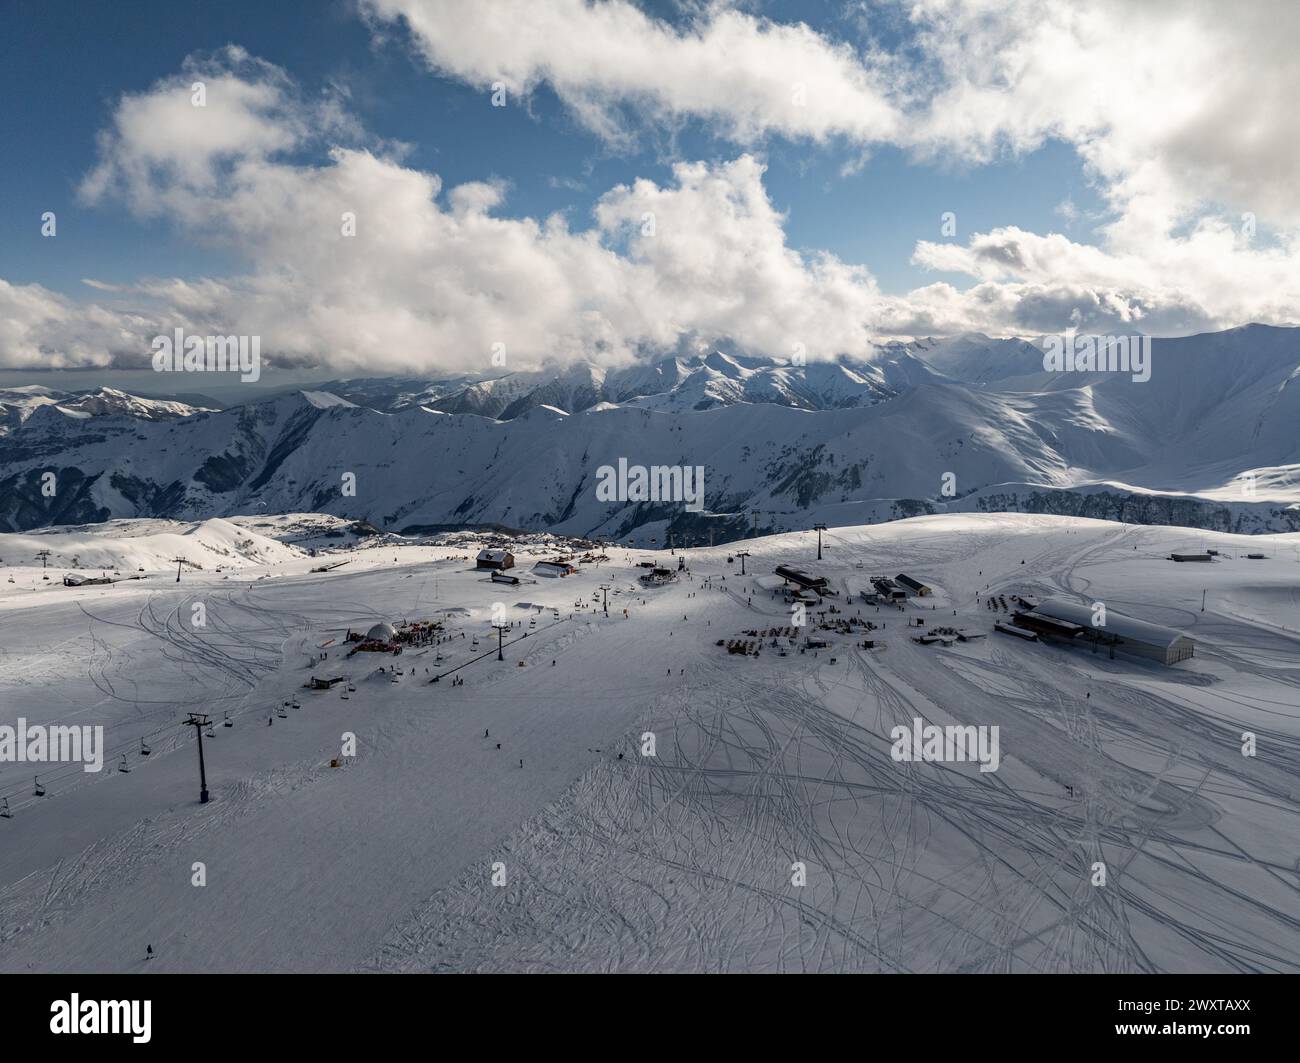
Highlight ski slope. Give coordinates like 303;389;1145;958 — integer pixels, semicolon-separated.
0;513;1296;972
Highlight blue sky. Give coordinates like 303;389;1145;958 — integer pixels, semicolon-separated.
0;0;1295;381
1;0;1103;299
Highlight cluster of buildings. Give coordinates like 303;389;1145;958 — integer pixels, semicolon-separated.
476;548;579;579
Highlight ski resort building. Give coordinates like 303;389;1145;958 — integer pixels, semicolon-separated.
1025;598;1195;665
639;566;677;586
532;559;577;578
895;574;931;596
63;573;113;586
774;566;829;594
1170;553;1212;562
476;548;515;570
1010;610;1084;642
871;577;907;601
490;570;520;585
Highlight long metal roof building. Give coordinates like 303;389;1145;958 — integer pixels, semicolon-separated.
1029;598;1194;665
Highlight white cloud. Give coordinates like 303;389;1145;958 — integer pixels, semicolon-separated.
366;0;1300;231
16;54;891;372
8;3;1300;373
903;0;1300;235
361;0;903;146
0;280;154;369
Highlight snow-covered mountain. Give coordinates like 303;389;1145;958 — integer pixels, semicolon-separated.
322;349;900;417
0;385;213;437
1;326;1297;537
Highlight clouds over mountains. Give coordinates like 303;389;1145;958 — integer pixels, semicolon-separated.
4;2;1300;374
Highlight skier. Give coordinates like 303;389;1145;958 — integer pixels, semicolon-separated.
484;728;489;738
519;758;524;769
146;945;153;961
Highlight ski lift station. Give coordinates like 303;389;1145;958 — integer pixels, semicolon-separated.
639;566;677;586
774;566;829;595
1020;598;1195;665
871;577;907;601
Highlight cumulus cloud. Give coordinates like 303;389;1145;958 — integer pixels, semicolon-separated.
0;280;156;369
368;1;1300;230
14;53;891;372
7;3;1300;373
904;0;1300;231
361;0;904;147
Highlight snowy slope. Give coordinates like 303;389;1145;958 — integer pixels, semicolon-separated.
0;516;303;580
0;513;1295;972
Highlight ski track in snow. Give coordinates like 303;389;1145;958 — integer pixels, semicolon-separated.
0;514;1297;972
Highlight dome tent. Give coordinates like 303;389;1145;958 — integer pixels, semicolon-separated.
366;621;397;642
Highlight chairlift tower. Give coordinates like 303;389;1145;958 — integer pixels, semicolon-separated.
184;713;212;803
813;523;827;561
736;550;750;576
172;556;188;583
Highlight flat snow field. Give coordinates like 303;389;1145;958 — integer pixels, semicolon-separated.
0;513;1297;972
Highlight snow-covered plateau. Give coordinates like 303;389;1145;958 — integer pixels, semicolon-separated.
0;512;1295;972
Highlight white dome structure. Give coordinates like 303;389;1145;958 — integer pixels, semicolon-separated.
366;621;397;642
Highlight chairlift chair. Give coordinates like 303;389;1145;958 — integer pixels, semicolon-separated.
140;737;151;756
0;797;11;818
33;776;46;797
118;754;131;773
276;704;288;719
223;711;233;727
205;724;216;738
